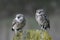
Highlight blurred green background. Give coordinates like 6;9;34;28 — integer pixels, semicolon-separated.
0;0;60;40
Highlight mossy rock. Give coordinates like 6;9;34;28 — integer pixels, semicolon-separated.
13;29;52;40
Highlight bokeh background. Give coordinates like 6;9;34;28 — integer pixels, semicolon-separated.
0;0;60;40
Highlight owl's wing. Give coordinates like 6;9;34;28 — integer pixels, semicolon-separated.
12;19;16;26
47;20;50;29
45;18;50;29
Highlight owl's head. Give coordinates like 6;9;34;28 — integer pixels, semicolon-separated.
15;14;24;23
36;9;45;16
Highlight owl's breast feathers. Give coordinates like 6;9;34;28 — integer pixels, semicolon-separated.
17;18;26;29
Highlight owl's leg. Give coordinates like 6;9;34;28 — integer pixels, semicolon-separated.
19;29;23;32
15;29;18;34
41;25;44;30
17;28;23;32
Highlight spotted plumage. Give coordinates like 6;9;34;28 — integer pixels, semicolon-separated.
35;9;50;30
12;14;26;34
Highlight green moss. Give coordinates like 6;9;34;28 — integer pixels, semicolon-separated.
13;32;23;40
13;29;52;40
